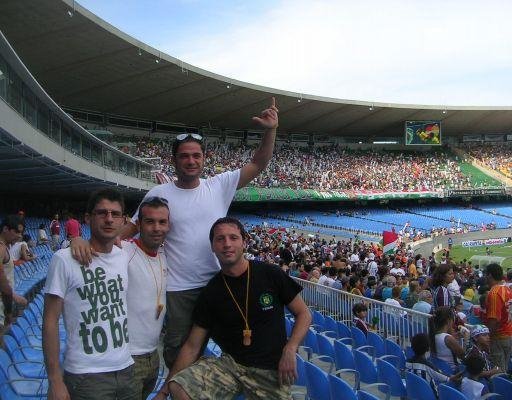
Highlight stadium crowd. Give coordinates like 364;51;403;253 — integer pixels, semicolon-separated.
242;221;512;396
464;143;512;179
117;136;475;192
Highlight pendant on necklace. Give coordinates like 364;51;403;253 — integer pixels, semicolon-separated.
156;303;164;320
243;329;252;346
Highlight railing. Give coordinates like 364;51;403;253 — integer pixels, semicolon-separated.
292;277;432;348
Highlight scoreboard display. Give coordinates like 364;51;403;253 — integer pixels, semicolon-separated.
405;120;441;145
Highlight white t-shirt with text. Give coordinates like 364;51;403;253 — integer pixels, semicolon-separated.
44;247;133;374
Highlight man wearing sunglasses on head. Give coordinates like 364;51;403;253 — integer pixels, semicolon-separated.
71;98;279;373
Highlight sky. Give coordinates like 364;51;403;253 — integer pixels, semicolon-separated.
78;0;512;106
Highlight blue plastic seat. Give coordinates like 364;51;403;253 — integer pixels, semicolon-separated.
429;356;456;375
438;384;466;400
291;353;307;399
376;358;406;398
405;371;436;400
490;375;512;399
384;338;406;370
358;390;381;400
367;332;385;358
304;361;330;400
337;321;352;340
329;373;357;400
351;326;368;347
353;349;379;385
334;340;356;370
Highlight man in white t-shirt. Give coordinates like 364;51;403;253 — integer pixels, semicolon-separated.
71;99;279;371
43;189;136;400
123;197;170;400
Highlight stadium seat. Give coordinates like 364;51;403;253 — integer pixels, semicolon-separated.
405;372;436;400
304;361;330;400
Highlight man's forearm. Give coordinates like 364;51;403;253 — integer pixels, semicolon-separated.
43;318;62;382
251;127;277;170
286;309;312;351
158;342;202;396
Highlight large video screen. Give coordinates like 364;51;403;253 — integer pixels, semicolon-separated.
405;120;441;145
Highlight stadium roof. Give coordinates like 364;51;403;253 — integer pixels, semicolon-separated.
2;0;512;138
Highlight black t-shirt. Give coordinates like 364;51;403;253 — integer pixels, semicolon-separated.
193;260;302;370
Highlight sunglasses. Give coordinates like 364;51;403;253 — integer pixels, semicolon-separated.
139;196;169;211
175;133;203;141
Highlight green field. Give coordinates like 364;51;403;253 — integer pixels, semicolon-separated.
443;243;512;270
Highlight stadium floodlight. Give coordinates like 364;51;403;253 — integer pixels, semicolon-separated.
297;94;303;103
138;48;142;56
369;104;374;111
442;109;447;114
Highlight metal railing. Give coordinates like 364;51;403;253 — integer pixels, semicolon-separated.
292;277;432;348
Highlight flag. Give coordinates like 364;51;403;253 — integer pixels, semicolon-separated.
383;230;399;255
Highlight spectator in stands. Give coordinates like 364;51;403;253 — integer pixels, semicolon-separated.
43;189;135;400
412;290;433;314
406;333;462;397
352;303;370;336
160;217;311;400
49;213;60;250
37;223;49;245
9;233;36;265
74;99;279;374
405;280;420;308
464;325;501;379
384;286;407;317
484;263;512;373
431;264;456;312
64;211;81;239
0;215;26;339
429;306;465;373
461;354;489;400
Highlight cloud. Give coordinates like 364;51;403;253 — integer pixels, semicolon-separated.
162;0;512;106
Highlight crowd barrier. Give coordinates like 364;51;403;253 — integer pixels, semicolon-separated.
292;277;431;348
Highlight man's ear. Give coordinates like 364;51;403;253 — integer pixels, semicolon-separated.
84;214;91;225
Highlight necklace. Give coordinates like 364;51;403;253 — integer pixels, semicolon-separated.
222;262;251;346
139;246;165;320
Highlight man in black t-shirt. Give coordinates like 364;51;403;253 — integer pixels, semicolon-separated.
157;217;311;400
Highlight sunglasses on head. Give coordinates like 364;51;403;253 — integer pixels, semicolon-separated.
176;133;202;141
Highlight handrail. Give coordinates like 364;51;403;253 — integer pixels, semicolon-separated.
292;277;431;348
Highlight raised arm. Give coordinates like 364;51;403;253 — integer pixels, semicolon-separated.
43;294;70;400
238;97;279;189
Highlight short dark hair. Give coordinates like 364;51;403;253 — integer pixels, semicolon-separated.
172;136;205;157
209;217;247;244
464;354;485;376
411;333;430;356
485;263;503;281
138;197;169;219
86;188;125;214
0;215;25;231
352;302;367;315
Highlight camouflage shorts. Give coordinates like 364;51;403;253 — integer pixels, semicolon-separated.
171;353;291;400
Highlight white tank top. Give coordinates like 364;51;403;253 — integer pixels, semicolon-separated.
435;333;457;370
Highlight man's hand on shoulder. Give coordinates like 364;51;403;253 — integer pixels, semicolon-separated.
69;237;95;265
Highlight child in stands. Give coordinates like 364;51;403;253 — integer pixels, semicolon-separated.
406;333;462;397
352;302;369;336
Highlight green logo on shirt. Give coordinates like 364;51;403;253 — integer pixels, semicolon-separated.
259;293;274;310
